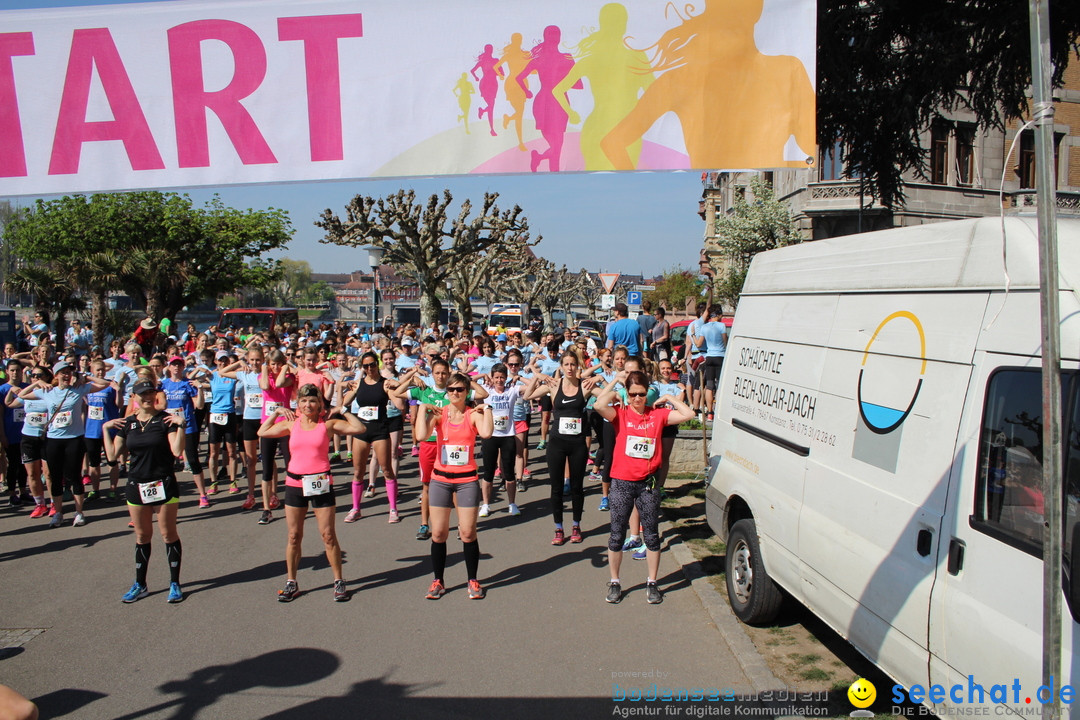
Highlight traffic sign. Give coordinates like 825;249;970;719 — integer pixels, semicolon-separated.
627;290;642;306
598;273;620;293
601;294;616;310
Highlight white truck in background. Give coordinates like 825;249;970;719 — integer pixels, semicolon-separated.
705;216;1080;716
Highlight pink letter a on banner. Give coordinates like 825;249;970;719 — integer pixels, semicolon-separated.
0;33;35;178
49;28;165;175
169;19;277;168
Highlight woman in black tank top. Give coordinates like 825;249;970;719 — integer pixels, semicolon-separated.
340;352;401;524
523;351;599;545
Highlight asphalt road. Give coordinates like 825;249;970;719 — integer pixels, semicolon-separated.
0;437;752;719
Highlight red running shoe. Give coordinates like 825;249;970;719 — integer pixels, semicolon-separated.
551;528;565;546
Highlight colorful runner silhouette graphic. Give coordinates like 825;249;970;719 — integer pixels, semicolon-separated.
494;33;532;151
453;73;476;134
471;44;503;137
515;25;582;172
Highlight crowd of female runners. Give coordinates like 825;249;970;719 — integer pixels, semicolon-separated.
1;313;706;605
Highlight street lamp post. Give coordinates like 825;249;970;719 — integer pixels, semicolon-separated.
366;247;384;331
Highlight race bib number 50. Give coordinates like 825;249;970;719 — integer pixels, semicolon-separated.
302;473;331;497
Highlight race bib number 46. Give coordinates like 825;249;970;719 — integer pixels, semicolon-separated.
441;445;469;466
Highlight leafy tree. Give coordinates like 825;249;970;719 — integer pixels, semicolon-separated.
2;192;292;336
270;259;317;306
817;0;1080;208
4;261;86;350
318;189;538;327
645;268;701;314
708;177;800;311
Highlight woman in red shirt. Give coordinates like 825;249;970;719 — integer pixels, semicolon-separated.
414;372;494;600
593;370;693;605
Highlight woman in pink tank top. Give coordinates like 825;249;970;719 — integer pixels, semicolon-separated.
258;383;366;603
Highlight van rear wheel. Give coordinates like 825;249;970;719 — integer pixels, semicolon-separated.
726;518;783;624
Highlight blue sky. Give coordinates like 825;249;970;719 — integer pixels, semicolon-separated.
2;0;709;277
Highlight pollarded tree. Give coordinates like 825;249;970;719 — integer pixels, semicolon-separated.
318;189;538;327
532;261;583;332
708;176;799;311
447;234;539;332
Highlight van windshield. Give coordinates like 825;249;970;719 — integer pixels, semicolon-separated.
219;312;273;332
490;313;523;329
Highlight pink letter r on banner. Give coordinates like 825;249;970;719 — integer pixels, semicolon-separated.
278;14;362;162
168;19;277;168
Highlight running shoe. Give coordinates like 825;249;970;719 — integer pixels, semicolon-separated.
9;493;21;507
198;495;211;509
29;504;48;519
467;579;485;600
388;511;401;524
128;521;134;528
82;475;92;486
522;468;531;478
605;581;623;604
333;579;348;602
589;450;597;460
364;485;375;498
229;482;240;494
122;582;149;603
589;471;603;481
551;528;565;546
85;490;98;502
570;525;583;543
562;480;570;495
48;503;57;517
507;503;521;516
206;482;218;496
632;546;648;561
345;451;353;462
49;513;63;528
536;440;547;451
167;582;184;603
411;446;420;457
241;494;257;511
622;536;642;552
329;451;340;462
599;497;609;511
72;512;86;527
107;490;118;502
478;503;491;518
268;495;281;510
344;509;361;523
425;579;445;600
416;524;431;541
258;510;273;525
278;579;300;602
494;467;502;479
645;582;664;604
395;447;403;459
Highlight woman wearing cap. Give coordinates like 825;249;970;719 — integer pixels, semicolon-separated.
8;365;52;519
17;360;110;528
203;352;241;496
593;369;694;604
219;349;263;513
160;356;210;507
105;378;187;603
258;349;296;525
414;372;494;600
258;383;367;602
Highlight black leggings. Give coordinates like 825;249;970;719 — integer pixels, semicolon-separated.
184;432;203;475
607;478;661;552
546;434;588;525
259;435;291;484
45;436;85;497
480;435;517;484
601;420;616;484
5;443;26;491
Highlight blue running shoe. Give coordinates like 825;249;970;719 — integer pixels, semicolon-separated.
622;536;641;552
167;582;184;603
122;582;149;603
599;496;609;511
632;546;648;560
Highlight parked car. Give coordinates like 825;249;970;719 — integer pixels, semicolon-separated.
575;319;606;344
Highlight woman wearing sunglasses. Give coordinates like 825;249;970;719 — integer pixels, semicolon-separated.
593;369;693;605
414;372;493;600
341;352;400;524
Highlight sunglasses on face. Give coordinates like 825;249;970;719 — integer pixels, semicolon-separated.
362;363;377;368
628;391;648;398
446;386;466;393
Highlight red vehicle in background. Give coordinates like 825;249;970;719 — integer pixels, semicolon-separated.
669;315;734;372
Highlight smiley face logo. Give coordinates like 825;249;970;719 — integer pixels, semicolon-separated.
848;678;876;709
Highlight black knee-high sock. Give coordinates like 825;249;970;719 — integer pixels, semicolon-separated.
463;540;480;581
165;540;182;584
430;540;447;582
135;543;151;586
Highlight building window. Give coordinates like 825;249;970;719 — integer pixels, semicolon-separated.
956;124;975;186
930;123;949;185
819;142;844;181
1017;130;1063;190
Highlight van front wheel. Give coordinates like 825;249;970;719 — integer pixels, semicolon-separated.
726;519;783;624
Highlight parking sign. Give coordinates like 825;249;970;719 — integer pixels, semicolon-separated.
627;290;642;306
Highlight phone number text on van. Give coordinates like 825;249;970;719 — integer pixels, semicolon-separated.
732;376;818;420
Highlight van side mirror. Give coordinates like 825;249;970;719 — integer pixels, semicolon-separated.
1068;523;1080;624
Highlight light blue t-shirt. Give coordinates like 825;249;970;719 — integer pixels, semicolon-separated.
41;384;96;439
236;370;263;420
701;321;728;358
210;372;238;414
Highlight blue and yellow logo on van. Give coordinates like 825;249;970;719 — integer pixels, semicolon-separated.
852;311;926;473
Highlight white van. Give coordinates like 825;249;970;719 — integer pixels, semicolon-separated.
705;216;1080;715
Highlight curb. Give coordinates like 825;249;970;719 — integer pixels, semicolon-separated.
664;517;781;694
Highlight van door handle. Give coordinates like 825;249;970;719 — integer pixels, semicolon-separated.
917;529;932;557
948;539;965;575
